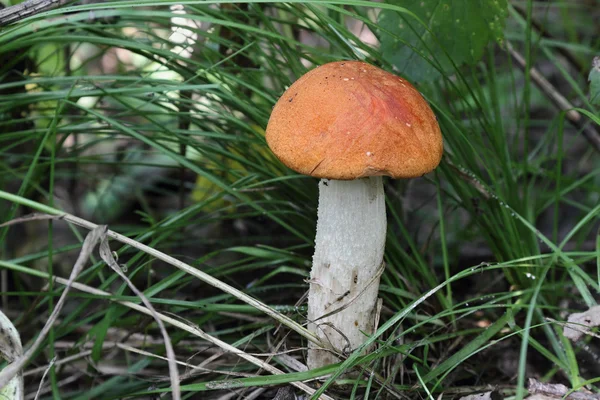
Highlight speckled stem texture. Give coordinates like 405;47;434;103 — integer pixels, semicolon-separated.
307;177;386;369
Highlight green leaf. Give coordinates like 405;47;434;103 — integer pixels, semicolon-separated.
91;305;116;362
589;56;600;105
378;0;508;81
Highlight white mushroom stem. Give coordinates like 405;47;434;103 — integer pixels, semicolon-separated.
307;176;386;369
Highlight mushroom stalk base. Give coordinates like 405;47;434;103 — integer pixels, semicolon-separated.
307;177;386;369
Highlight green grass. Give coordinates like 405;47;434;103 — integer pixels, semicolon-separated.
0;1;599;399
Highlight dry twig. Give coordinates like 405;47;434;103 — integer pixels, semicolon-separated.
0;223;333;399
55;212;320;346
98;236;181;400
0;225;104;390
43;276;332;399
0;0;68;27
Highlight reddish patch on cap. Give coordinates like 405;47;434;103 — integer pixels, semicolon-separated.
266;61;443;180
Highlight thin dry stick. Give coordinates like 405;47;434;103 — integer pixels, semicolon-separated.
0;214;63;229
0;225;104;389
506;42;600;153
24;351;92;377
0;0;67;27
33;357;55;400
98;237;180;400
56;212;320;346
0;210;319;350
116;343;256;379
44;275;333;399
51;338;215;351
0;197;327;397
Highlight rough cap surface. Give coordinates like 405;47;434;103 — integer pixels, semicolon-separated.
265;61;443;180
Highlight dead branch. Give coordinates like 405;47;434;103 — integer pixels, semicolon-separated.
0;0;68;27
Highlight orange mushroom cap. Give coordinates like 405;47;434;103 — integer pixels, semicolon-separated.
265;61;443;180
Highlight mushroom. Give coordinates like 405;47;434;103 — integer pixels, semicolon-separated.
265;61;443;369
